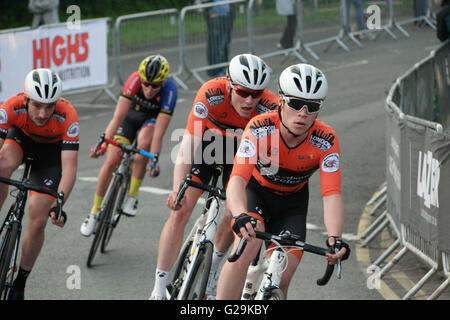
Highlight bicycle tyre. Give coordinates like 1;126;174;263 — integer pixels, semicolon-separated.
0;221;20;299
86;195;114;268
101;175;125;253
263;287;286;300
167;240;193;300
183;241;213;300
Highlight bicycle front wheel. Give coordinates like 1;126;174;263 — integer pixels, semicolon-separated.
0;221;20;300
167;239;193;300
263;288;286;300
101;174;127;253
183;241;213;300
86;192;114;268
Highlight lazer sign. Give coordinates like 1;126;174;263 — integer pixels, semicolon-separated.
0;19;108;102
417;150;440;209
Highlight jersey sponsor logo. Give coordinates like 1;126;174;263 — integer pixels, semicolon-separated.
205;88;225;106
321;152;340;173
0;109;7;124
13;106;27;115
309;129;335;152
133;95;160;112
256;98;277;114
249;118;277;140
258;159;317;186
236;138;256;158
52;111;66;123
67;122;80;138
193;102;208;119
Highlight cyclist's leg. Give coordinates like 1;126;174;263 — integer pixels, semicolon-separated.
265;185;309;297
0;128;25;209
0;143;22;209
129;121;155;197
216;183;267;300
20;193;54;270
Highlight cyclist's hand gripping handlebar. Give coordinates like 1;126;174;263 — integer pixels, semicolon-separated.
49;191;66;227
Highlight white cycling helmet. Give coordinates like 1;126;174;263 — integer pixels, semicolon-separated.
227;54;271;90
278;64;327;100
24;68;62;104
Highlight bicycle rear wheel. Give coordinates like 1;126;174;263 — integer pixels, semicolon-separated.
0;221;20;300
183;241;213;300
86;194;114;268
101;174;127;253
167;239;193;300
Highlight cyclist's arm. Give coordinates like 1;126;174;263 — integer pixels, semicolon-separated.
323;193;344;238
150;113;171;155
226;175;248;218
58;149;78;202
172;132;201;191
104;97;131;140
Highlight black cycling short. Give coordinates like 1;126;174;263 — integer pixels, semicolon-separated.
246;177;309;242
6;126;62;192
190;130;238;188
115;108;156;144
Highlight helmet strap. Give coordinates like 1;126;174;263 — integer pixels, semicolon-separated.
278;107;301;138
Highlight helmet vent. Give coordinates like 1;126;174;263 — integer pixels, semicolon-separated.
306;76;312;93
32;71;41;85
294;78;303;93
253;69;259;84
35;86;42;98
313;80;322;94
259;73;267;86
44;84;49;98
243;70;251;84
51;87;58;99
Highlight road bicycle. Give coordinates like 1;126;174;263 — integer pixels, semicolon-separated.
0;158;65;300
166;165;226;300
228;229;342;300
86;134;155;267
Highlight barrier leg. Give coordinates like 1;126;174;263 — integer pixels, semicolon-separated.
369;195;387;216
379;246;408;279
368;238;401;271
359;210;388;240
428;253;450;300
402;267;436;300
360;217;390;247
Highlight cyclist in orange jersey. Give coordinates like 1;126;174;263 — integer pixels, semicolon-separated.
216;64;350;299
150;54;277;300
0;68;79;300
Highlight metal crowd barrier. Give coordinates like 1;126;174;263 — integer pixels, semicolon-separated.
114;9;187;90
394;0;436;38
369;40;450;300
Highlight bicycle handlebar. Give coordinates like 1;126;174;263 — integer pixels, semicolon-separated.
227;230;338;286
93;134;155;160
0;176;65;221
175;174;226;206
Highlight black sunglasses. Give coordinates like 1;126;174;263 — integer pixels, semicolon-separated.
143;81;162;89
283;96;322;114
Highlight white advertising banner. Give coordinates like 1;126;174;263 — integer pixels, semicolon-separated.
0;19;108;102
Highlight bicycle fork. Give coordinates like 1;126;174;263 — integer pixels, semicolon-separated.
255;249;285;300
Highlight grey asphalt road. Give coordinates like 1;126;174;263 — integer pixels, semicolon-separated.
6;21;440;300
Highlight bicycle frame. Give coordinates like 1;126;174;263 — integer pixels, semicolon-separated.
170;165;225;300
175;195;221;299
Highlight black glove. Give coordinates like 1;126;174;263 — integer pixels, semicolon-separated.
49;207;67;225
231;213;256;235
326;236;350;261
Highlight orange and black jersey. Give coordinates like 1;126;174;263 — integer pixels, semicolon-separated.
231;111;341;197
0;92;80;150
185;77;278;138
